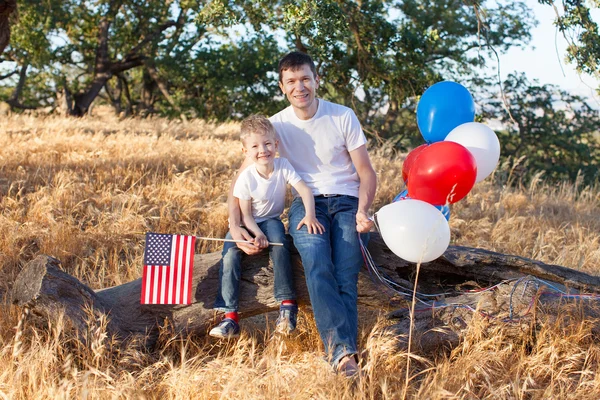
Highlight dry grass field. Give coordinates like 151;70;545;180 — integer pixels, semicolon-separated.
1;112;600;399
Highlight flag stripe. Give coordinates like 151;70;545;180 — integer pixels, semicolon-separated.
160;264;167;304
174;236;181;304
152;265;159;304
179;236;186;304
168;252;175;304
148;266;154;304
165;264;172;304
184;236;195;304
141;264;149;304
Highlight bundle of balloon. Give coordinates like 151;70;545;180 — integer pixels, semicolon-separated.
377;81;501;263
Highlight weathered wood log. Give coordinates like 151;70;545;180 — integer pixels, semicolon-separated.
11;233;600;348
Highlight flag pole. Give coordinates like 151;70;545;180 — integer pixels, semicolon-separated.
195;236;284;246
135;232;284;247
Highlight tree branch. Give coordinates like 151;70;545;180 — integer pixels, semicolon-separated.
145;61;186;121
124;20;177;62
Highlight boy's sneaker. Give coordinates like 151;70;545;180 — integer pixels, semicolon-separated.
209;318;240;339
275;304;298;335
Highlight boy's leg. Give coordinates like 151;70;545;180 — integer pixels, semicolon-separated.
211;232;242;338
259;218;298;334
258;218;295;302
214;232;243;312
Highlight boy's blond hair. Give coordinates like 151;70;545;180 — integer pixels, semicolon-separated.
240;115;277;145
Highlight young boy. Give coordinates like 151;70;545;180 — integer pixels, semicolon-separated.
210;115;324;339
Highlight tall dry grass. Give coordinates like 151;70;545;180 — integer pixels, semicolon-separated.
1;112;600;399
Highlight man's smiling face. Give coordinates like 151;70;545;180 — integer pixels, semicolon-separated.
279;64;320;116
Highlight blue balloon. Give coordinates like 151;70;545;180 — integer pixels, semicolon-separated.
393;189;450;221
436;204;451;221
416;81;475;143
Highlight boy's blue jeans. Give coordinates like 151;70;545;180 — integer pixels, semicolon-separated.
289;195;368;368
214;218;296;312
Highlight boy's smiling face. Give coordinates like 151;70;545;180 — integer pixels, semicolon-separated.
242;132;278;166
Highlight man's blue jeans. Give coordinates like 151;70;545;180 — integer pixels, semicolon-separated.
214;218;296;312
289;195;368;368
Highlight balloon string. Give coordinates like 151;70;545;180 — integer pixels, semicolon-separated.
359;234;600;321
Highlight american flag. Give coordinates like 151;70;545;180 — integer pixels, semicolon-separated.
141;233;196;305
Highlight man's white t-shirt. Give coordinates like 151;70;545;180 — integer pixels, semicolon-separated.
233;157;302;223
269;99;367;198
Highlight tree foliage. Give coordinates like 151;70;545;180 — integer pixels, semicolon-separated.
0;0;598;184
539;0;600;86
1;0;536;119
480;73;600;184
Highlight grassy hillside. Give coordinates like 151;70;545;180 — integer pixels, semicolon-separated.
1;113;599;398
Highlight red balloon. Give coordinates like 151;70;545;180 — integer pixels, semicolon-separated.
407;141;477;205
402;144;428;183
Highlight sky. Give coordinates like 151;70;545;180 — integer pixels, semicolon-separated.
495;1;599;104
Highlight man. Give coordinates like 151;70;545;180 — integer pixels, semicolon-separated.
228;51;377;376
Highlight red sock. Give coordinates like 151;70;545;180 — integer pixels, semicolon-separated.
225;312;239;323
281;300;297;306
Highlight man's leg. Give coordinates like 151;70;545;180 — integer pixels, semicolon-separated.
329;195;368;366
289;197;357;363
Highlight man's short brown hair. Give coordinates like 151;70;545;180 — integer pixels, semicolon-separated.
240;114;277;144
278;51;317;82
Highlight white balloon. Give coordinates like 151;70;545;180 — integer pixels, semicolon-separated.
375;199;450;263
445;122;500;183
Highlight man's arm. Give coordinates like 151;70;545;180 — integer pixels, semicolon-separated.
228;158;262;254
349;144;377;233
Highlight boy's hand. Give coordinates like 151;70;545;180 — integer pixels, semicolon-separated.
356;210;373;233
253;233;269;249
231;225;262;255
297;215;325;234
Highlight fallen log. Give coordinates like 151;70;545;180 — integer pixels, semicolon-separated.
11;233;600;347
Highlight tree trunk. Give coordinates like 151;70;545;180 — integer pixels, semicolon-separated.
104;77;122;114
139;69;156;117
11;233;600;349
68;3;180;117
145;62;187;121
6;62;36;110
70;7;115;117
0;0;16;55
119;74;133;116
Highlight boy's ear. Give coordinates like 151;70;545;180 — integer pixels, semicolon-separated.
241;145;247;155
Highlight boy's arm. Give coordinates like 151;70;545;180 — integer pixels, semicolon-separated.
239;198;268;248
228;158;262;254
292;180;325;234
349;144;377;233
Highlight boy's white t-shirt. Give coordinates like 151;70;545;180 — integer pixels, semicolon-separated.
233;157;302;223
269;99;367;198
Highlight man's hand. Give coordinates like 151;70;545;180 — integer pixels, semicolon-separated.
356;210;373;233
230;225;262;255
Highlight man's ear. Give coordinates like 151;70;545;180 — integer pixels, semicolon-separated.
278;80;285;94
315;75;320;89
